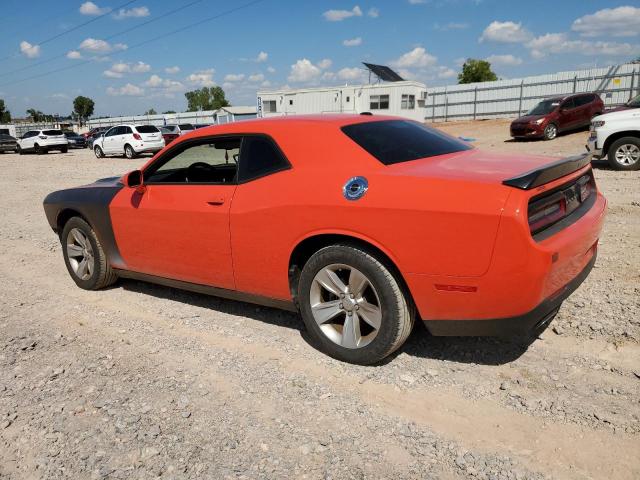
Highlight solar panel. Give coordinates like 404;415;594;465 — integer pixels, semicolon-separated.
362;63;404;82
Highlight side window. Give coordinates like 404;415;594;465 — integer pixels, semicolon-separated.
370;95;390;110
105;127;117;137
238;136;290;182
122;126;133;134
145;137;240;184
562;98;576;110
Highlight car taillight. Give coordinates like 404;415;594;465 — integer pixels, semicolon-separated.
133;133;142;140
528;194;566;234
577;175;591;202
39;135;47;139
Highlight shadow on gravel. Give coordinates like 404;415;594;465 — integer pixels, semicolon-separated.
120;279;537;366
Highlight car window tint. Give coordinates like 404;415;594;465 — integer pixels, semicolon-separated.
342;120;472;165
562;98;576;109
238;136;290;182
145;137;241;184
122;126;132;134
136;125;159;133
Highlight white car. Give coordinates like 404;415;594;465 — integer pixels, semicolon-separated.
587;109;640;170
163;123;195;136
93;124;165;159
17;129;68;155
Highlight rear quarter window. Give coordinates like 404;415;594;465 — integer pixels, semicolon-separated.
341;120;472;165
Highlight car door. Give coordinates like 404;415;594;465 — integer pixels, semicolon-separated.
574;95;592;127
20;131;34;150
557;98;577;131
117;126;133;153
109;136;240;289
102;127;119;153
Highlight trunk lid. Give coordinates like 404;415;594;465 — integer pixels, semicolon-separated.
385;149;590;187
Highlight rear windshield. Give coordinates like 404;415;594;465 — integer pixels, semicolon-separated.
178;124;194;130
626;94;640;107
341;120;472;165
64;132;78;137
43;130;63;136
135;125;159;133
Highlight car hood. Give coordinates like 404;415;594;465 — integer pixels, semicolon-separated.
385;148;572;186
593;109;640;122
512;114;545;124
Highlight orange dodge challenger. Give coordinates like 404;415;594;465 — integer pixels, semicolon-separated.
43;115;606;364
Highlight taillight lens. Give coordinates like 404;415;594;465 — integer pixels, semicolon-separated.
133;133;142;140
577;175;591;202
528;195;566;234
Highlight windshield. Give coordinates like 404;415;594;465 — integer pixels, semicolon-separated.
342;120;472;165
527;100;560;116
64;132;77;137
626;94;640;107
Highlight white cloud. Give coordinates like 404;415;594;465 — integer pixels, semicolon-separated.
392;47;437;68
51;93;69;99
288;59;322;83
266;66;276;74
186;69;215;87
437;66;457;79
256;51;268;62
20;41;40;58
224;73;245;82
572;6;640;38
103;70;123;78
113;6;150;20
143;75;184;92
408;0;426;4
479;21;533;43
165;66;180;74
526;32;638;58
323;5;362;21
248;73;264;82
343;37;362;47
261;80;272;88
367;7;379;18
317;58;332;70
337;67;366;82
103;61;150;78
79;38;127;53
66;50;82;60
486;54;523;66
106;83;144;96
79;2;110;15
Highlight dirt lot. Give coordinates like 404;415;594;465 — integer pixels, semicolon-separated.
1;119;638;480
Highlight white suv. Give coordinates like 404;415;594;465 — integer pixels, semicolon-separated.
587;109;640;170
93;124;165;159
18;129;68;155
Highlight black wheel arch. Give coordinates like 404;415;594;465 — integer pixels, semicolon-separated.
602;131;640;157
288;233;417;315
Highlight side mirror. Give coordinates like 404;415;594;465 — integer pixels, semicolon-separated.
124;170;145;192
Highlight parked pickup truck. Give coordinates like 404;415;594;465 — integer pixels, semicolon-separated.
587;109;640;170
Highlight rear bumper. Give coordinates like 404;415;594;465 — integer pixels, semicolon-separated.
0;144;17;151
423;249;596;336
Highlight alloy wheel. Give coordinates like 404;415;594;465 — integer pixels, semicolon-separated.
66;228;95;281
545;124;557;140
309;264;382;349
614;144;640;166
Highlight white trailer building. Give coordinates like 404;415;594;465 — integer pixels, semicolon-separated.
257;80;428;122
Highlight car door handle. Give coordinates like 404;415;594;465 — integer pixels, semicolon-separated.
207;199;225;206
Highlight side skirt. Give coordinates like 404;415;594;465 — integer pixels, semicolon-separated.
114;269;299;313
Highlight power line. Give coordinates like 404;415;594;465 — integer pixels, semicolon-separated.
0;0;139;64
0;0;268;88
0;0;205;79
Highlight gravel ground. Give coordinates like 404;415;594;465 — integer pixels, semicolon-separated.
1;120;638;480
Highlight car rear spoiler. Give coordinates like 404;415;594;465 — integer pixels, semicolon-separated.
502;153;592;190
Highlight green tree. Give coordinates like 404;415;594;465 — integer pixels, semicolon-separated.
0;99;11;123
457;59;498;84
144;108;157;115
162;110;177;114
184;86;230;112
26;109;44;122
72;96;95;126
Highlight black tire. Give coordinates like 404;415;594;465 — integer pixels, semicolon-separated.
543;123;558;141
61;147;68;153
94;146;105;158
607;136;640;171
17;145;23;155
61;217;117;290
34;144;45;155
298;245;414;365
124;144;136;159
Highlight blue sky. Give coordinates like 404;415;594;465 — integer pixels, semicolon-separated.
0;0;638;117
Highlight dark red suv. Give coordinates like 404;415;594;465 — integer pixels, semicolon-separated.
510;93;604;141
